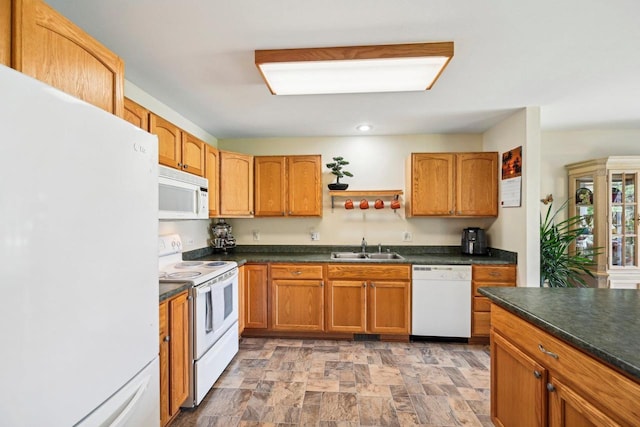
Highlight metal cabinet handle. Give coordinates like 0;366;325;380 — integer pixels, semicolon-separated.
533;370;541;379
547;383;556;392
370;282;376;288
164;336;170;342
291;271;302;275
489;271;501;277
362;282;367;288
538;344;559;359
320;281;324;287
183;164;188;169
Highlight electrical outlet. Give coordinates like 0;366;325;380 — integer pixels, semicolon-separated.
252;230;260;241
403;231;413;242
311;232;320;241
185;237;194;245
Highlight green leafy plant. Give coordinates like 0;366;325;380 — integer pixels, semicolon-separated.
326;156;353;184
540;195;600;287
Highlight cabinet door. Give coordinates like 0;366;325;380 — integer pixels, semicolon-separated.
13;0;124;116
408;153;454;216
288;155;322;216
204;145;220;217
548;376;619;427
327;280;367;333
368;281;410;334
254;156;286;216
491;331;546;427
158;301;170;427
220;151;254;216
181;132;206;177
168;292;189;416
150;113;182;169
272;279;324;331
244;264;268;329
123;98;149;130
456;152;498;216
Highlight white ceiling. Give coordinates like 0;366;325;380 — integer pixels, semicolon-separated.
48;0;640;139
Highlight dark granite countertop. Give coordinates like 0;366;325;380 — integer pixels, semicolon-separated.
159;281;192;302
185;245;517;266
479;287;640;381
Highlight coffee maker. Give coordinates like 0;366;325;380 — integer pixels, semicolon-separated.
211;219;236;253
461;227;488;255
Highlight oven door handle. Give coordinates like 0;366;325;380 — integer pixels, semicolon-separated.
200;286;214;333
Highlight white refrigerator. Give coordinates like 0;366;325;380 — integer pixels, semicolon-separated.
0;65;160;426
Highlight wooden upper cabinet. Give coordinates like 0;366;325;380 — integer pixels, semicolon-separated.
204;145;220;217
149;113;206;177
11;0;124;116
456;152;498;216
1;0;10;66
254;155;322;217
288;155;322;216
406;153;454;216
150;113;182;170
123;97;149;130
406;152;498;217
254;156;287;216
220;151;254;217
180;131;205;176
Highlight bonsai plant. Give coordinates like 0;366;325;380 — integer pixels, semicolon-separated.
326;156;353;190
540;194;600;287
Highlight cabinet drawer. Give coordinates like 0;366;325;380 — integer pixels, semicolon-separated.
327;264;411;280
473;296;491;312
492;305;640;425
472;264;516;282
472;281;514;297
271;264;323;279
472;312;491;336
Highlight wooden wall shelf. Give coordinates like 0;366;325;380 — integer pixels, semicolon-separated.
329;190;403;210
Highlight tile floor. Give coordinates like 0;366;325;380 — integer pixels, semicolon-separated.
172;338;494;427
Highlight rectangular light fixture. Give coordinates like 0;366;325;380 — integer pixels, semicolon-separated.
255;42;454;95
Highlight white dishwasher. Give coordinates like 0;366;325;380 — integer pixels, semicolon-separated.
412;265;472;338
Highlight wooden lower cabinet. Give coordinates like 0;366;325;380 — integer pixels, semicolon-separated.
472;264;516;340
490;304;640;427
238;265;245;335
159;291;189;427
271;264;324;331
243;264;268;329
327;264;411;335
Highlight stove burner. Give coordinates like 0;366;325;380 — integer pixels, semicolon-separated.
175;261;204;268
205;261;226;267
168;271;202;279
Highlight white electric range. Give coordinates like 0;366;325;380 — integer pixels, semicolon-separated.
158;234;239;407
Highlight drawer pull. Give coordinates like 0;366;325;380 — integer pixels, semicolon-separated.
533;370;541;379
291;271;302;275
547;383;556;392
489;271;501;277
538;344;559;359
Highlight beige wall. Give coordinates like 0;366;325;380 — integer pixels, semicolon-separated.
540;129;640;203
219;134;497;247
125;80;218;252
483;108;541;287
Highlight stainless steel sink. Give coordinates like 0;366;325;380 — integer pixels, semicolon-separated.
367;252;404;260
330;252;404;260
331;252;368;259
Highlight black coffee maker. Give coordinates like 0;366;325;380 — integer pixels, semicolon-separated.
461;227;488;255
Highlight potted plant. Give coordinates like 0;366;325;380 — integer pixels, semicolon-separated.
326;156;353;190
540;195;600;287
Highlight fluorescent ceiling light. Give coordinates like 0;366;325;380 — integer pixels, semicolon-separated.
255;42;454;96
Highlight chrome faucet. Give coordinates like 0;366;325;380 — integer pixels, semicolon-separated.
361;237;367;253
378;243;382;253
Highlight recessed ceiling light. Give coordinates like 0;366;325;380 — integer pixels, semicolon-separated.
255;42;454;95
356;124;372;132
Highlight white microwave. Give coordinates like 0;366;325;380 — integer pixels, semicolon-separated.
158;165;209;219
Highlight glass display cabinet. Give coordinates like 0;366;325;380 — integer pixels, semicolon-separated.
566;157;640;288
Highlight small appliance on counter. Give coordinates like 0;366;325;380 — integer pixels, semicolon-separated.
211;219;236;253
461;227;488;255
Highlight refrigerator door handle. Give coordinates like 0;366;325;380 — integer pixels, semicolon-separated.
108;374;150;427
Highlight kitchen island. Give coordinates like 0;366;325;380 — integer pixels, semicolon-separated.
479;287;640;426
